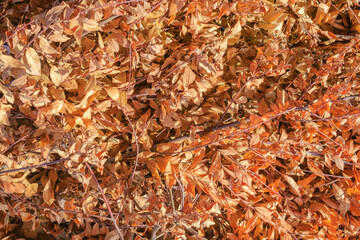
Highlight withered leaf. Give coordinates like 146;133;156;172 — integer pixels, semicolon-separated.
43;180;55;205
22;47;41;76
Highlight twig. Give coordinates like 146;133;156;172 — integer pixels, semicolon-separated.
0;157;69;175
118;104;139;186
34;203;113;221
118;94;359;159
16;28;48;59
128;43;132;96
150;224;161;240
174;174;184;211
85;161;124;240
169;187;176;214
1;129;36;154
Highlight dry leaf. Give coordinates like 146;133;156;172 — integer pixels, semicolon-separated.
43;180;55;205
50;66;69;86
0;83;14;104
25;183;38;198
0;109;10;125
45;4;67;25
22;48;41;76
283;175;301;197
0;55;25;69
104;230;120;240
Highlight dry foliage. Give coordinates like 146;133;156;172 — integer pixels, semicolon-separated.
1;0;360;239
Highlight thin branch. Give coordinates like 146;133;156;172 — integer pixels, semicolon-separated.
1;129;36;154
174;174;184;211
85;161;124;240
0;157;69;175
118;104;140;186
170;186;176;214
150;225;161;240
119;94;360;159
15;28;48;59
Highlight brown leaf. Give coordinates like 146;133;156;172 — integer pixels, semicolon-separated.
182;66;195;86
47;100;64;115
45;4;67;25
50;66;70;87
104;230;121;240
209;152;222;180
22;47;41;76
2;182;25;194
333;155;344;171
339;195;350;216
106;88;127;107
283;175;301;197
0;55;25;69
43;179;55;205
307;160;325;180
82;18;100;32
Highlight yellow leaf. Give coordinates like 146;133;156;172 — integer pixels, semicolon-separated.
118;90;127;107
0;154;13;168
39;37;60;57
169;0;185;19
105;88;119;101
25;183;38;198
83;196;97;214
106;88;127;107
48;100;64;115
0;109;9;125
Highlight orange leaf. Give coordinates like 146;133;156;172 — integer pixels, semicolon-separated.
188;148;205;170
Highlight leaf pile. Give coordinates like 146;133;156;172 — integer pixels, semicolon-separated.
1;0;360;239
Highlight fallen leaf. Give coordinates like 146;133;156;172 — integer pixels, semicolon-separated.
43;179;55;205
25;183;38;198
283;175;301;197
22;47;41;76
